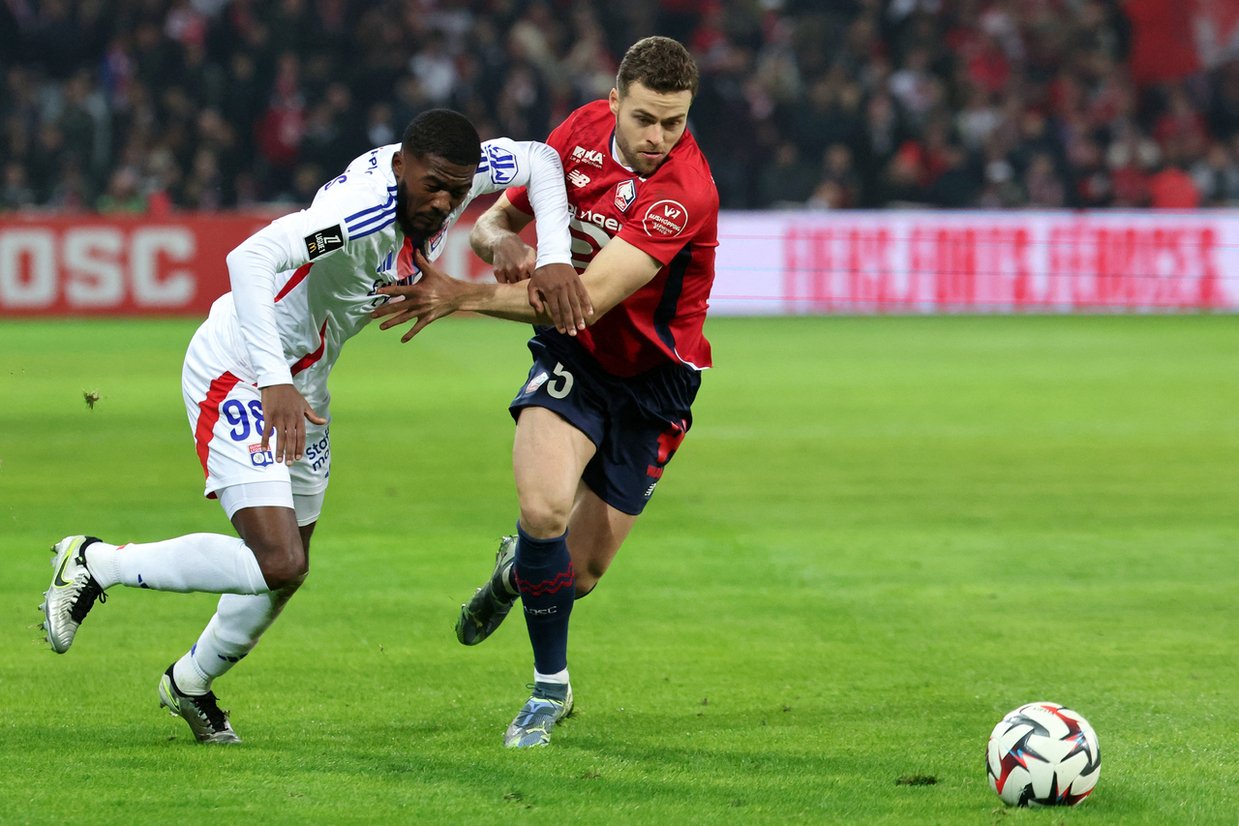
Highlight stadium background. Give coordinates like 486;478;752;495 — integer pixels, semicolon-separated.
2;0;1239;316
2;3;1238;823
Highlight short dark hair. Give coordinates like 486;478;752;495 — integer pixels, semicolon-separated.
401;109;481;166
616;36;699;98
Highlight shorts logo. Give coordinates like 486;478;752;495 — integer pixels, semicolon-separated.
571;146;605;168
568;169;591;188
524;371;549;394
306;428;331;472
614;179;637;212
642;200;688;238
249;443;274;467
304;225;344;259
484;144;519;185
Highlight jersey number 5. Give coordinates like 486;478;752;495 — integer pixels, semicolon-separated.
547;363;574;399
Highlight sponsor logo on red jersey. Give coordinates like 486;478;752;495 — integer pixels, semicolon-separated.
642;200;689;238
571;146;605;168
570;203;622;233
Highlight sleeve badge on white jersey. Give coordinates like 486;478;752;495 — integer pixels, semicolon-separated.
305;224;345;259
481;144;519;186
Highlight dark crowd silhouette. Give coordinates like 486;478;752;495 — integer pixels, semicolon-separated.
3;0;1238;214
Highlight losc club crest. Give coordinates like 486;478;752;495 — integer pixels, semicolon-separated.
614;179;637;212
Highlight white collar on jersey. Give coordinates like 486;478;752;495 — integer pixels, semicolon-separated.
610;134;649;181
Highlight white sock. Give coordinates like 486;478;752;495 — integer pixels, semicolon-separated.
171;648;212;696
172;585;298;694
86;534;269;594
535;668;570;686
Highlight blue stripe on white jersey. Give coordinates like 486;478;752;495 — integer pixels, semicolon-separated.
345;194;395;226
348;211;396;240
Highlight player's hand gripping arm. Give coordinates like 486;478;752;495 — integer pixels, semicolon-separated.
225;224;327;465
372;238;661;342
470;192;593;335
470;195;537;283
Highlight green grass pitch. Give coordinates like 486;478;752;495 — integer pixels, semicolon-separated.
1;314;1236;824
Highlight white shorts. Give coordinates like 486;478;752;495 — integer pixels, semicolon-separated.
182;317;332;509
217;481;325;527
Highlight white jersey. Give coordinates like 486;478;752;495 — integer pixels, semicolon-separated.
209;138;572;396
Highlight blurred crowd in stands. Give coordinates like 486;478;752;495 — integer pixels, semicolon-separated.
3;0;1239;213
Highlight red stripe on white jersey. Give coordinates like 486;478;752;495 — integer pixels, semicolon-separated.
275;262;313;303
290;320;329;376
396;236;416;278
194;371;243;477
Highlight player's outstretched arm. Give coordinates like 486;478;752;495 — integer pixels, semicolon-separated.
471;195;593;335
373;241;660;342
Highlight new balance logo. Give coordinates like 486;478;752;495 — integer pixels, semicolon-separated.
568;169;591;188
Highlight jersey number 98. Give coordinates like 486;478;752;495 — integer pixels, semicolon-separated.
222;399;267;441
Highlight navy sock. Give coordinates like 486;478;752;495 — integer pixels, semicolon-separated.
514;524;574;675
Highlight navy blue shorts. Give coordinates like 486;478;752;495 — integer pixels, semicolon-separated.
509;331;701;515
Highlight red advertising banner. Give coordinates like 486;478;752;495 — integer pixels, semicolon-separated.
0;214;266;316
0;209;496;317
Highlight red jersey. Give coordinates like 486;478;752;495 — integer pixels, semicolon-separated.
507;100;720;377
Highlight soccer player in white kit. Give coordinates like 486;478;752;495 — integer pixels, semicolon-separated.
40;110;577;744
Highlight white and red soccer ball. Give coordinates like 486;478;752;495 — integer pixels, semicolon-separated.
986;702;1101;807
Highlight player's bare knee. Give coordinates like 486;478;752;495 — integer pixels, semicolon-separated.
518;501;571;539
260;553;308;590
248;540;308;589
277;570;309;596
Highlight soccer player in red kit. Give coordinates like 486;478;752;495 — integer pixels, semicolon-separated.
374;36;718;747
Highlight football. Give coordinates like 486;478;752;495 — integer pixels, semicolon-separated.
986;702;1101;807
